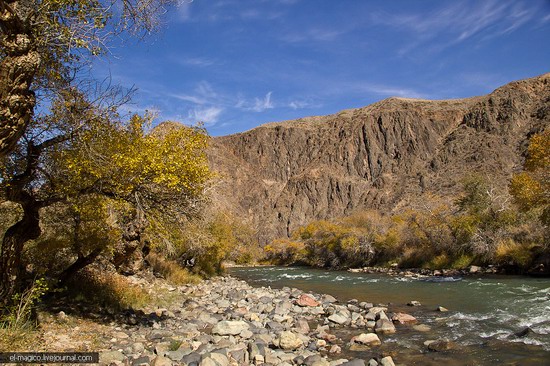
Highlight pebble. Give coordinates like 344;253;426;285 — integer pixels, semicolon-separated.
92;276;418;366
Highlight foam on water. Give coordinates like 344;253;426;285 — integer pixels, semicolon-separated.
229;266;550;360
279;273;312;279
419;276;463;282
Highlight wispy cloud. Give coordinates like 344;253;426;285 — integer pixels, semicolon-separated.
288;99;321;110
244;92;274;112
188;0;290;23
371;0;544;55
281;27;347;43
181;57;218;67
176;0;193;21
170;81;218;105
188;106;224;125
359;83;427;99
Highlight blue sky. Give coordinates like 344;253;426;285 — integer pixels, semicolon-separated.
95;0;550;136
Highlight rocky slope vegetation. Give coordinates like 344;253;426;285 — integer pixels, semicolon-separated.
209;74;550;243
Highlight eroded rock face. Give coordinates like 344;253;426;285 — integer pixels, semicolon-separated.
209;74;550;243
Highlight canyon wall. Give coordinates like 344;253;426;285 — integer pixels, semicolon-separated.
209;74;550;243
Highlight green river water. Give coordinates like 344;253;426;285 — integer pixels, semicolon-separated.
229;266;550;365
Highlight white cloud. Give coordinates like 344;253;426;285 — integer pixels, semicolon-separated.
250;92;274;112
188;106;223;125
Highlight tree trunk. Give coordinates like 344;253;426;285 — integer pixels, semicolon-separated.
57;248;102;285
0;0;40;157
112;213;148;274
0;199;41;305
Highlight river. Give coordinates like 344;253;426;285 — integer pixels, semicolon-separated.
228;266;550;365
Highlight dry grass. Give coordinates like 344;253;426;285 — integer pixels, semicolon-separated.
147;253;201;285
0;326;42;351
67;269;152;311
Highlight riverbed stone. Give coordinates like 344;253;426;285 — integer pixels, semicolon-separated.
278;330;304;350
374;319;396;334
212;320;249;335
391;312;417;324
351;333;381;346
249;341;266;359
294;318;311;334
181;352;201;365
297;294;320;307
132;356;151;366
469;265;482;273
210;352;229;366
413;324;431;332
328;312;349;325
339;360;365;366
348;343;370;352
100;351;126;365
132;342;145;354
166;349;188;362
321;294;338;304
424;339;456;352
151;355;172;366
239;329;253;339
380;356;395;366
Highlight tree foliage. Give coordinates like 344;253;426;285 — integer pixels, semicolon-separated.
510;129;550;225
0;88;212;303
0;0;179;157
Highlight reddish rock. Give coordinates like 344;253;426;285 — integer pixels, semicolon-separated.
391;312;418;324
296;294;320;307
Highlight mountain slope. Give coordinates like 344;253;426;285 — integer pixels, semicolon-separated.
208;74;550;243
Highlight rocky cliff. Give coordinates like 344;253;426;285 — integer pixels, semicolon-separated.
208;74;550;243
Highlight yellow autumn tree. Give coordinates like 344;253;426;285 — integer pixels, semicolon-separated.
0;90;212;303
510;129;550;225
50;114;212;274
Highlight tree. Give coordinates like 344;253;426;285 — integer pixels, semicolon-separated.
0;0;178;157
0;91;211;304
510;129;550;225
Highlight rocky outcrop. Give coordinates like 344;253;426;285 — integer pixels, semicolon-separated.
209;74;550;243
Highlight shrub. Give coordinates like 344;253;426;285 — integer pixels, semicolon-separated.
264;239;305;264
0;278;48;329
495;239;534;269
450;254;474;269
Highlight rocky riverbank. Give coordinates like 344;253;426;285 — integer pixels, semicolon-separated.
348;264;502;277
88;276;411;366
